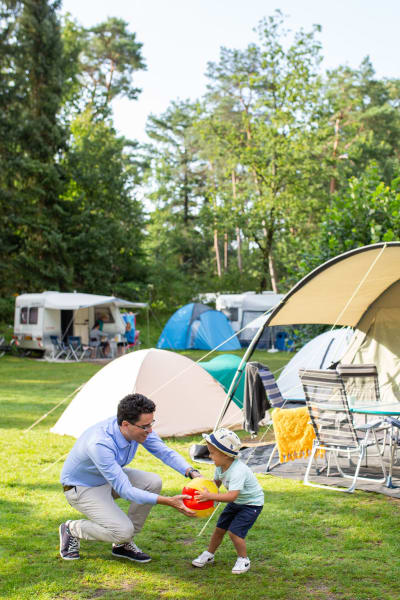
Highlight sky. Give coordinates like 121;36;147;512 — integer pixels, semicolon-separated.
61;0;400;144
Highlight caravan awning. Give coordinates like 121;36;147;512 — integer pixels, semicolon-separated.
33;292;147;311
266;242;400;328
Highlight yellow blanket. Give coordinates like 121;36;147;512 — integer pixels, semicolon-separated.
272;406;323;462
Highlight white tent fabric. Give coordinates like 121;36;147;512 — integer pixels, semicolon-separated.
277;328;354;401
16;291;147;310
51;349;241;438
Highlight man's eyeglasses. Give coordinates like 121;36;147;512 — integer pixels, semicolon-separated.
130;419;155;432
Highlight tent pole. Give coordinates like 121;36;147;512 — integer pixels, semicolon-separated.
214;316;271;430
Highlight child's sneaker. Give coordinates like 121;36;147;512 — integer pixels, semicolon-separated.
192;550;215;568
232;556;251;574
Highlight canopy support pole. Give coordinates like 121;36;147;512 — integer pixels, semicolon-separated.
214;310;274;430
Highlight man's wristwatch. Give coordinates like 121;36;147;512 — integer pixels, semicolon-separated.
186;468;200;478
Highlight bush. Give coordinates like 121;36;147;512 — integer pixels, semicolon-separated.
0;296;14;325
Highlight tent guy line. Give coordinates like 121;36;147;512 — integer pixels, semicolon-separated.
23;383;84;434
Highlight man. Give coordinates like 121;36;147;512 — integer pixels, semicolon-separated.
59;393;201;563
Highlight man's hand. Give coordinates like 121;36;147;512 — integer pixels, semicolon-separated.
185;467;202;479
157;494;196;517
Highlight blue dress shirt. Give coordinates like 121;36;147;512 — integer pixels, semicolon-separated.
61;416;191;505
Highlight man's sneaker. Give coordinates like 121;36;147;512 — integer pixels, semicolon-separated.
232;556;251;574
192;550;215;568
112;541;151;563
59;521;80;560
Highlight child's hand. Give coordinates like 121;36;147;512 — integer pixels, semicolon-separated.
194;487;212;502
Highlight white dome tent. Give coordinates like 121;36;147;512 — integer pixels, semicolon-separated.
51;349;241;438
276;328;354;402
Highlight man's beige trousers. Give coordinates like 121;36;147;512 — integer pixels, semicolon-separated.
64;468;162;544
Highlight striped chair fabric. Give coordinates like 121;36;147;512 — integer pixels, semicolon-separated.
258;365;285;408
300;369;359;449
337;363;381;406
299;368;387;492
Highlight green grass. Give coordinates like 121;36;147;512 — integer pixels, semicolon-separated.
1;354;400;600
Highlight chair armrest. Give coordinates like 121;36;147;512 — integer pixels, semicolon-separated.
384;416;400;429
355;419;383;431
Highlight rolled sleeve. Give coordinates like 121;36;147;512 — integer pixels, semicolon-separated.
87;442;158;505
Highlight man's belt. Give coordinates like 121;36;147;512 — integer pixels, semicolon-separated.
63;485;75;492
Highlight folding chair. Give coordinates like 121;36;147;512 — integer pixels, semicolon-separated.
49;335;71;360
300;368;387;493
67;336;91;361
338;364;382;407
89;337;105;358
383;416;400;488
338;363;390;454
243;363;306;472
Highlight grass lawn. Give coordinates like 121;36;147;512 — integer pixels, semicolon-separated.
1;353;400;600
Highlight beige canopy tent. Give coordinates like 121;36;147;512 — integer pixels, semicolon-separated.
216;242;400;428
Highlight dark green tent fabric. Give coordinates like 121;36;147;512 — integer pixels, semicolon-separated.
198;354;244;408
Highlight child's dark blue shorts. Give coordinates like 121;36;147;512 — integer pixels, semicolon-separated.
216;502;263;539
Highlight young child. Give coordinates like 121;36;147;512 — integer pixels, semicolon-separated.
191;428;264;574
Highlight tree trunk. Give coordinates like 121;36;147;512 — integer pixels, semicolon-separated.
224;233;228;270
236;227;242;272
268;254;278;293
214;229;221;277
330;115;341;194
231;170;242;271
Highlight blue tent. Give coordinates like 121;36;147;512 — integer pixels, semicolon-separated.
157;303;241;350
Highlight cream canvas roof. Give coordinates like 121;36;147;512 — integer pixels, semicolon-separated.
266;243;400;327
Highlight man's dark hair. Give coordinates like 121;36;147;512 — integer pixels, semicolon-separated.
117;393;155;425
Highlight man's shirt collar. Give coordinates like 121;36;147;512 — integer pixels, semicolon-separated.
111;417;132;449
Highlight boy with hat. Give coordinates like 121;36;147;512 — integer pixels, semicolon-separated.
191;428;264;574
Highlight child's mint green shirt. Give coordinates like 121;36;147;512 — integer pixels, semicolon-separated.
214;459;264;506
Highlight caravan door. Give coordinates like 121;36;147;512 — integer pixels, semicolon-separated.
74;308;90;344
61;310;74;342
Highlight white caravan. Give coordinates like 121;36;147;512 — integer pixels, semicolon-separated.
216;291;284;348
13;291;147;355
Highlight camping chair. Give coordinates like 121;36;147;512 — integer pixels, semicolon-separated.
67;336;91;361
337;363;390;454
89;337;105;358
49;335;71;360
382;416;400;487
300;368;387;493
242;363;306;472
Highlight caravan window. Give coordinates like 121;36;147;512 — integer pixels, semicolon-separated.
29;307;38;324
20;306;39;325
20;307;28;324
222;307;238;322
94;307;114;324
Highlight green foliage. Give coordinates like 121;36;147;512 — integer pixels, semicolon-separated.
0;2;147;301
292;164;400;280
61;109;147;294
1;4;400;310
0;0;70;293
144;100;214;303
